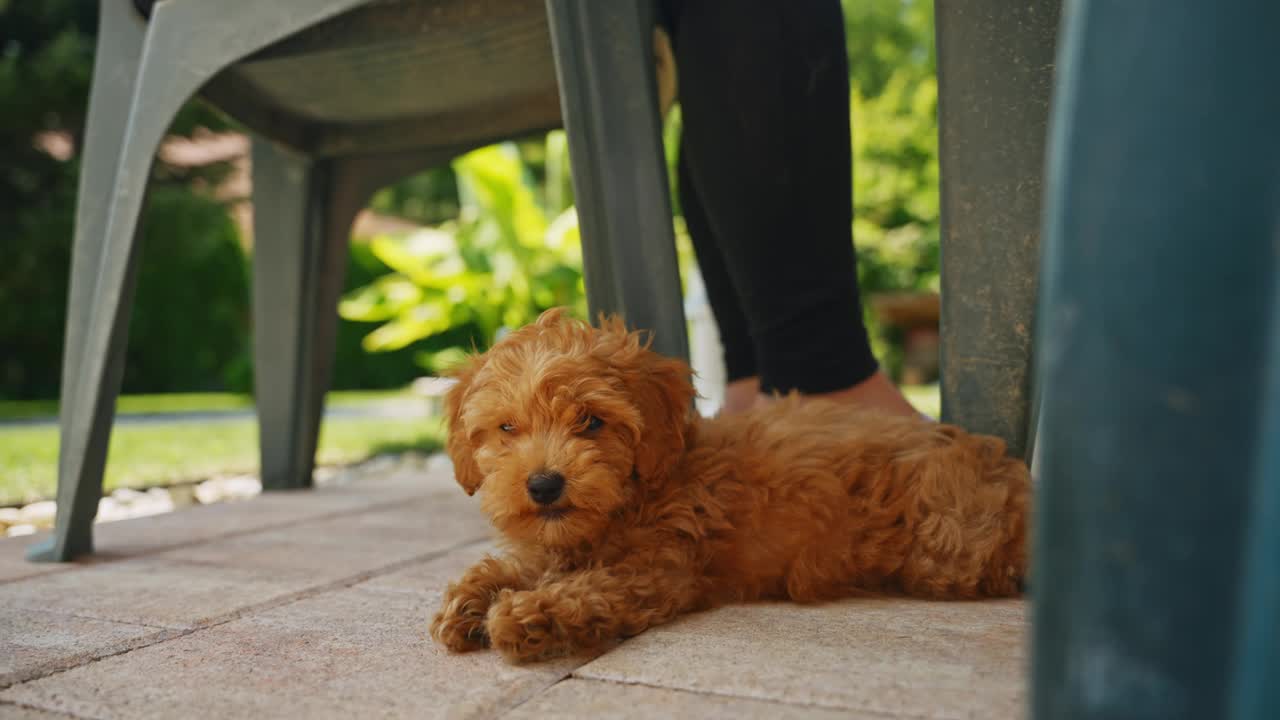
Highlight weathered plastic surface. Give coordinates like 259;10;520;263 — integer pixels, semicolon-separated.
1032;2;1280;718
545;0;689;361
935;0;1061;460
249;142;349;493
29;0;381;562
27;0;149;563
251;144;455;491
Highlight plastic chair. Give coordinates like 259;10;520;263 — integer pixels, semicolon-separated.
29;0;685;562
1032;2;1280;717
935;0;1061;462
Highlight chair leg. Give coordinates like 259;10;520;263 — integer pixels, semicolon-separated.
544;0;689;361
29;0;376;562
251;142;333;491
57;0;145;466
1236;324;1280;720
934;0;1061;460
250;145;362;491
26;0;148;563
252;146;449;490
1031;2;1280;718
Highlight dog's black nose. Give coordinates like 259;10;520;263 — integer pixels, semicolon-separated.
527;471;565;505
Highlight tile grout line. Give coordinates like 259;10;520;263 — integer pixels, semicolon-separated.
0;697;95;720
475;670;583;720
0;534;492;694
0;627;184;696
564;673;944;719
0;489;442;587
11;608;179;632
483;649;613;719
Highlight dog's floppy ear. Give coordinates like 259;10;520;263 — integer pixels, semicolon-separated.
620;333;696;483
442;355;486;496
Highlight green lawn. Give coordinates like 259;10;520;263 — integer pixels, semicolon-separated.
0;389;414;422
0;416;442;507
0;384;941;507
0;389;441;506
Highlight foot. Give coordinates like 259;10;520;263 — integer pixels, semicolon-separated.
719;370;923;419
430;584;493;652
787;369;921;418
486;589;565;663
720;377;761;415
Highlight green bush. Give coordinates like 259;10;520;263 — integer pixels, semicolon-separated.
367;166;459;227
0;173;254;400
327;241;439;391
0;162;77;399
125;187;251;394
852;71;941;297
846;0;940;298
0;0;254;400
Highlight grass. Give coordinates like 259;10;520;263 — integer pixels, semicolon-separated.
0;416;443;507
0;384;942;507
0;389;441;506
0;389;414;422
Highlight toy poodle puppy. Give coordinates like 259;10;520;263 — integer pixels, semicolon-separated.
430;309;1030;662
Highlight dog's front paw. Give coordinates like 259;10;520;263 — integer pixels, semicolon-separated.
429;586;491;653
485;589;564;663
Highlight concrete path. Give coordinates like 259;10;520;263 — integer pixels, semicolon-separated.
0;457;1028;719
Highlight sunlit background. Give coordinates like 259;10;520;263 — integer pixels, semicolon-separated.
0;0;941;522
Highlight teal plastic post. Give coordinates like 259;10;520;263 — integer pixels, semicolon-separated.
1032;2;1280;719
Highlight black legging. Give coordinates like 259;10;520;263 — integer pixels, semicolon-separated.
658;0;878;395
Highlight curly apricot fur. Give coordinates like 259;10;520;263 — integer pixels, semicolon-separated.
429;309;1031;663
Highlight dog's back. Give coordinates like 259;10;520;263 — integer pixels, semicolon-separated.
680;396;1030;602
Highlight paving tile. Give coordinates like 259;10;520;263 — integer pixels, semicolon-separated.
359;539;500;596
329;462;456;495
504;678;871;719
2;567;584;719
0;462;457;579
0;701;77;719
0;608;168;689
0;556;327;631
0;493;375;585
156;496;490;581
0;534;66;585
86;487;411;560
575;599;1028;719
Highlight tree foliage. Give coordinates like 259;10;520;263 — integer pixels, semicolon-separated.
339;142;586;374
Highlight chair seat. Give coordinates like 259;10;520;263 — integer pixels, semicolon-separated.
139;0;563;157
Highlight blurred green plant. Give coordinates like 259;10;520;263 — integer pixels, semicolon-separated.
127;187;250;394
846;0;940;299
852;71;940;296
367;166;459;226
338;141;587;374
843;0;940;379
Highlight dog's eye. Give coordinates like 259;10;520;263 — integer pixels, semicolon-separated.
499;423;516;433
583;415;604;433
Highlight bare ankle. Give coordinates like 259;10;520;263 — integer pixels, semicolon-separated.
755;370;922;418
720;377;761;416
